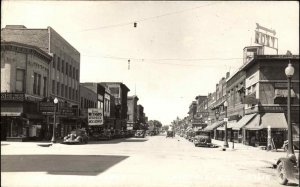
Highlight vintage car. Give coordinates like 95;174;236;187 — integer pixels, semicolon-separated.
276;153;299;185
193;131;212;147
166;131;174;138
135;130;145;138
63;129;88;144
96;131;112;140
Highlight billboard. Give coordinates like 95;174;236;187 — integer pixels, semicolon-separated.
88;108;103;126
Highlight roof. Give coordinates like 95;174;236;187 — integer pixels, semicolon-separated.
243;113;287;130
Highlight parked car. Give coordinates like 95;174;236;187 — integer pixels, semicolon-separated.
135;130;145;138
276;153;299;185
193;131;212;147
62;129;88;144
97;131;112;140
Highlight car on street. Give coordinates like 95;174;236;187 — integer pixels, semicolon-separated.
276;153;299;185
166;131;174;138
97;130;112;140
62;129;89;144
193;131;212;147
135;130;145;138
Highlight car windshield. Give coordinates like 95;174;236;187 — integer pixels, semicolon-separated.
195;131;209;136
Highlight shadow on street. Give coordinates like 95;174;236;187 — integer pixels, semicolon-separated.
1;155;129;176
87;138;148;144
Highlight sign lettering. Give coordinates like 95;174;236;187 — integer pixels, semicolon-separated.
1;93;25;101
88;108;103;126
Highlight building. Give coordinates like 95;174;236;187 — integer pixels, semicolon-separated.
127;95;139;130
100;82;130;130
204;73;229;140
79;84;97;130
194;95;208;130
1;41;52;141
2;25;81;139
240;53;299;148
137;104;144;129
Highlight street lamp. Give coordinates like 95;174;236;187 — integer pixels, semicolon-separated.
51;97;58;143
285;62;294;155
223;100;229;148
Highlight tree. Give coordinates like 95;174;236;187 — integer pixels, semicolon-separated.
162;125;169;131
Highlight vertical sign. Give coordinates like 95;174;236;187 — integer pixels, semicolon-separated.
88;108;103;126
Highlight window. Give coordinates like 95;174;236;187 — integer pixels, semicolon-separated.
57;57;60;71
66;63;68;75
73;67;75;79
81;97;83;109
76;69;79;81
61;84;64;97
53;54;56;69
69;65;72;78
69;87;71;99
52;80;55;94
85;98;87;108
16;69;25;92
57;82;60;96
43;77;47;97
62;60;64;74
76;90;78;101
33;73;38;94
37;74;41;95
65;85;68;99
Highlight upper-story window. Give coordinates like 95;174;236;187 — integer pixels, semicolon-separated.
43;77;47;97
62;60;64;74
76;69;79;81
16;69;25;92
57;57;61;71
66;63;68;76
53;54;56;69
33;72;38;95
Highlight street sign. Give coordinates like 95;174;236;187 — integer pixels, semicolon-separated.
88;108;103;126
39;101;55;113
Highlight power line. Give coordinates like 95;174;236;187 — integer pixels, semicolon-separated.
78;2;221;32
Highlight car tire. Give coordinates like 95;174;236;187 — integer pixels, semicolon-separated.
277;162;288;185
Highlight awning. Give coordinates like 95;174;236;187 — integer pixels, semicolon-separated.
203;121;224;131
216;121;236;131
244;113;288;130
232;113;257;130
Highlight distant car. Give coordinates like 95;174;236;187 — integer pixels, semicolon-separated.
135;130;145;138
166;131;174;138
63;129;88;144
193;131;212;147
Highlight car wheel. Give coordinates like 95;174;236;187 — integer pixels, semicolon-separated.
277;162;288;185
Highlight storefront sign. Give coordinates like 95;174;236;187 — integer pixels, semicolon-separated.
1;93;25;101
39;101;55;113
60;106;75;116
88;108;103;126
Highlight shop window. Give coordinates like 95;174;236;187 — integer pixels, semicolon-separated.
16;69;25;92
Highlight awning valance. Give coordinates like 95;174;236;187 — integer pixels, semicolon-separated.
244;113;287;130
203;120;224;131
1;112;22;117
232;113;257;130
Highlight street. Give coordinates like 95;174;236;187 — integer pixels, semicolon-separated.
1;134;296;187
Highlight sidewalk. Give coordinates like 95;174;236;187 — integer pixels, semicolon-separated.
211;139;258;150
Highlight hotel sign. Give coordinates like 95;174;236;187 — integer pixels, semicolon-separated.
1;93;25;101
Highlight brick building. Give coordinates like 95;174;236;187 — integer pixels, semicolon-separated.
1;41;52;141
2;25;81;139
127;95;139;130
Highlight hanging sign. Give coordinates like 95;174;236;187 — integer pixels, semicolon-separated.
88;108;103;125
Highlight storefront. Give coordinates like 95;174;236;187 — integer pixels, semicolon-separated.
1;93;46;141
203;120;224;139
231;113;257;143
243;113;288;148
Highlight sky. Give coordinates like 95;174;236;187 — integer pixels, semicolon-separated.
1;1;299;125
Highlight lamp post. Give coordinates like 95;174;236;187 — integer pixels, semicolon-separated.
223;101;229;148
285;62;294;155
51;97;58;143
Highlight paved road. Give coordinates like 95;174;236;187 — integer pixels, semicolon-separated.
1;135;297;187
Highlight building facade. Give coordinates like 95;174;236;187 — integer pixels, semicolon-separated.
127;95;139;130
1;41;52;141
2;25;81;140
